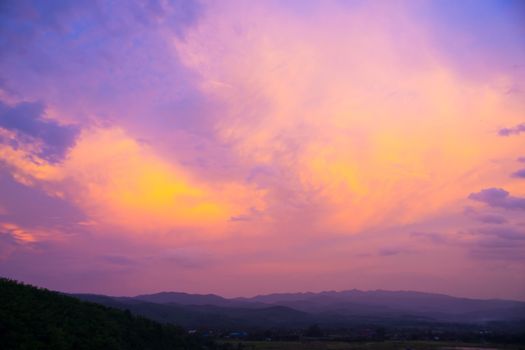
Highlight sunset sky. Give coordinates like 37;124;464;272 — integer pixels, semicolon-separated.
0;0;524;300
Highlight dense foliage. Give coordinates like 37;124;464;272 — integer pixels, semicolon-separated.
0;278;203;350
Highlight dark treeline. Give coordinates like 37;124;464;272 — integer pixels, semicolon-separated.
224;321;525;344
0;278;212;350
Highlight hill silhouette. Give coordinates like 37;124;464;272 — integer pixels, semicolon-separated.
0;278;204;350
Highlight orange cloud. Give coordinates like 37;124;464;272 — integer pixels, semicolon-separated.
2;2;522;242
172;1;524;234
0;126;262;236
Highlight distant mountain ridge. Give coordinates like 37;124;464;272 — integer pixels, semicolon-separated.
133;291;264;308
73;288;525;329
238;289;525;316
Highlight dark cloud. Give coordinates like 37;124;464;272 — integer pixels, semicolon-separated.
0;230;21;260
0;0;212;172
411;226;525;262
498;123;525;136
111;0;203;37
476;226;525;241
468;188;525;210
229;207;262;222
475;214;507;224
469;245;525;261
0;101;79;162
0;0;201;52
411;227;525;262
410;231;448;244
468;226;525;261
154;0;203;37
229;215;251;222
463;207;507;224
378;247;412;256
103;255;138;267
0;166;85;229
159;249;212;269
0;1;84;56
511;168;525;178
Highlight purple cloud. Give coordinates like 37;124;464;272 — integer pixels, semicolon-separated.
498;123;525;136
468;226;525;261
0;101;79;162
378;247;413;256
229;207;262;222
229;215;252;222
469;245;525;261
511;168;525;178
468;188;525;210
410;231;448;244
476;227;525;241
0;167;86;234
463;207;508;224
102;255;139;267
475;214;507;224
0;0;201;51
0;230;21;260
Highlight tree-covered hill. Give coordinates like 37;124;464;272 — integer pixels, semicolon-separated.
0;278;204;350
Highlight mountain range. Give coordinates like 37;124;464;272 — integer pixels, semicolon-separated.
74;289;525;330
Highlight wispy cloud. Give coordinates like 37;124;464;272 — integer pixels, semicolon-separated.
468;226;525;261
498;123;525;136
511;168;525;178
474;214;507;224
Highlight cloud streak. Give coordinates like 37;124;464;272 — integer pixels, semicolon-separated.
499;123;525;137
511;168;525;178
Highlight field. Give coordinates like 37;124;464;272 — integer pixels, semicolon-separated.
220;341;521;350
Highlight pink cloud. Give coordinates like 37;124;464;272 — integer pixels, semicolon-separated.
0;0;524;300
